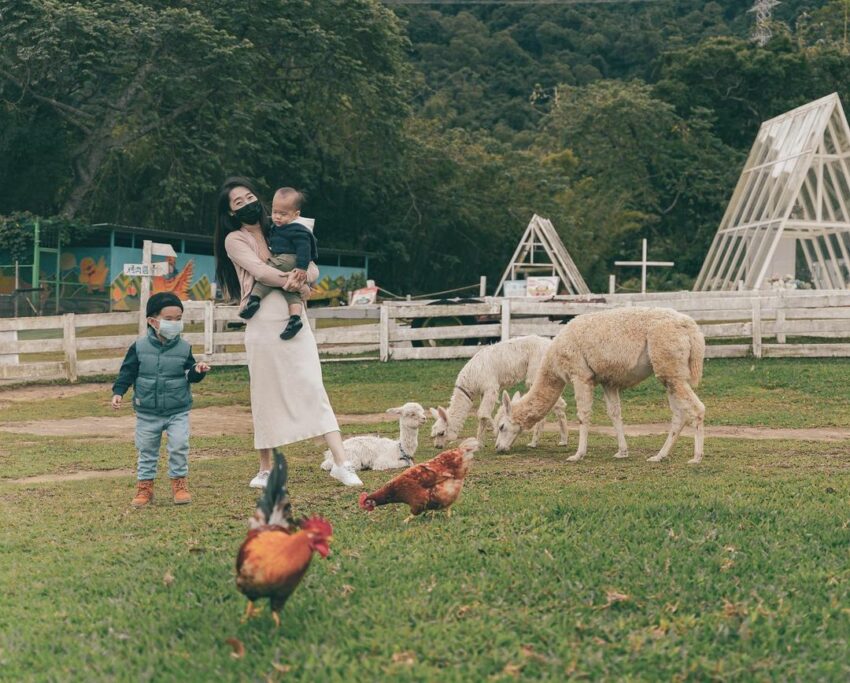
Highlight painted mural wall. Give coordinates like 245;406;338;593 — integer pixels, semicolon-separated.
108;247;215;312
1;244;367;316
0;246;215;315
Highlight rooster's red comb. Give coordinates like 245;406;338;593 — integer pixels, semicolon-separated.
301;516;332;537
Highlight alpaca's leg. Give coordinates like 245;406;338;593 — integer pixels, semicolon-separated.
529;419;543;448
553;396;569;447
567;380;593;462
602;385;628;458
648;382;687;462
477;389;498;445
679;383;706;464
320;451;333;471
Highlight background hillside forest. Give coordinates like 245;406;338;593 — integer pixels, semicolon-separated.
1;0;848;295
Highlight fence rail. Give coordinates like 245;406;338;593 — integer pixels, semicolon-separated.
2;290;850;382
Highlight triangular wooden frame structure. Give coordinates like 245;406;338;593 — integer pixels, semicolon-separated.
695;93;850;291
495;214;589;296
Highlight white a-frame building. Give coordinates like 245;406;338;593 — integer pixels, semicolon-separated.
695;93;850;291
495;214;590;296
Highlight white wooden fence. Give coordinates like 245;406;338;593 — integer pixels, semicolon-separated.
2;290;850;382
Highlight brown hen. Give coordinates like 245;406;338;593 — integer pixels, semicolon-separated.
359;438;479;521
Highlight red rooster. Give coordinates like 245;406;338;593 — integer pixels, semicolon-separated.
359;438;479;522
236;451;332;626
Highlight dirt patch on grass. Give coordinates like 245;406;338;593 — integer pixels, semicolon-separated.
0;407;394;439
558;423;850;443
0;383;112;407
2;406;849;442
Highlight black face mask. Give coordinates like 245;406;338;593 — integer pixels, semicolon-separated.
233;200;262;225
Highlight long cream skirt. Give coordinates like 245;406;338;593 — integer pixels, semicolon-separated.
244;290;339;449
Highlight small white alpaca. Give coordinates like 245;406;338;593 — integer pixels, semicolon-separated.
430;335;569;449
494;307;706;463
321;402;427;472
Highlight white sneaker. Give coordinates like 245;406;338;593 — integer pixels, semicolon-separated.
249;470;271;489
330;462;363;487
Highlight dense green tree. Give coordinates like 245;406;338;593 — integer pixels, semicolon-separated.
654;36;850;149
395;1;830;135
540;81;739;288
366;119;577;294
0;0;411;239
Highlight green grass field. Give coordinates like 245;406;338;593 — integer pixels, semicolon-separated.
2;358;850;681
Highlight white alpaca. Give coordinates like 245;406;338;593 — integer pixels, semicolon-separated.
494;307;706;463
321;402;427;472
430;335;569;449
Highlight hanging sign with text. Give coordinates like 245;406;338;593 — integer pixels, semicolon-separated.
124;262;171;277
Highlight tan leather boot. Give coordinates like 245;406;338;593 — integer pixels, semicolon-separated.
171;477;192;505
131;480;155;508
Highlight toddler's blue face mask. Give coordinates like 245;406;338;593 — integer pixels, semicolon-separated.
156;319;184;340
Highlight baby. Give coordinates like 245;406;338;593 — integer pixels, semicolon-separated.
238;187;317;340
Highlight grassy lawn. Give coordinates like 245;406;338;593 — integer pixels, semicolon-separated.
2;357;850;428
2;358;850;680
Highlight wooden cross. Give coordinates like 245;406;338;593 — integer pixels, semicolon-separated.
614;239;674;294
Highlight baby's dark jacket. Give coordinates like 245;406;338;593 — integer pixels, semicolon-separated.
269;222;318;269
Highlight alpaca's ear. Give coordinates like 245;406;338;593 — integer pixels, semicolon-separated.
386;406;403;415
429;407;440;420
501;391;512;416
437;406;448;423
512;391;521;402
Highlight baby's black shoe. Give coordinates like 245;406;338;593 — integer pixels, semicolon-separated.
239;295;261;320
280;315;303;340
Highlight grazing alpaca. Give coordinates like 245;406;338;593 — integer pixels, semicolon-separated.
430;336;569;449
494;308;706;464
321;403;427;472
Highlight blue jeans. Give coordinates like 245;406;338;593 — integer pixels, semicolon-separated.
135;410;190;481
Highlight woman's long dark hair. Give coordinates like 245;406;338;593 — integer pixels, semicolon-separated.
213;176;271;302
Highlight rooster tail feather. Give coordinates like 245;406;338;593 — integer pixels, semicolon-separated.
253;449;294;528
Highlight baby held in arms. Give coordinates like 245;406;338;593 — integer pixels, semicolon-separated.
238;187;317;340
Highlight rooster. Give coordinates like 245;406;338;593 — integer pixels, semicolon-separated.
235;450;332;627
358;438;479;522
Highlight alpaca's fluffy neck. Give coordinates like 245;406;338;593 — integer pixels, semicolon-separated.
399;421;419;456
514;368;566;429
446;387;475;436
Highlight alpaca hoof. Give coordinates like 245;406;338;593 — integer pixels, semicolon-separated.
558;439;569;446
566;453;584;463
528;443;538;449
646;454;665;463
613;451;629;459
687;457;702;465
320;460;332;471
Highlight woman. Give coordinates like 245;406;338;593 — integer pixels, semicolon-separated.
214;176;362;488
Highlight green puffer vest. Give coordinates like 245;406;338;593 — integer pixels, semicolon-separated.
132;329;193;416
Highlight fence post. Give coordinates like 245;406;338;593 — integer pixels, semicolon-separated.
751;298;762;359
500;298;511;341
63;313;78;382
379;305;389;362
775;293;786;344
0;330;19;368
203;300;215;357
479;276;487;297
